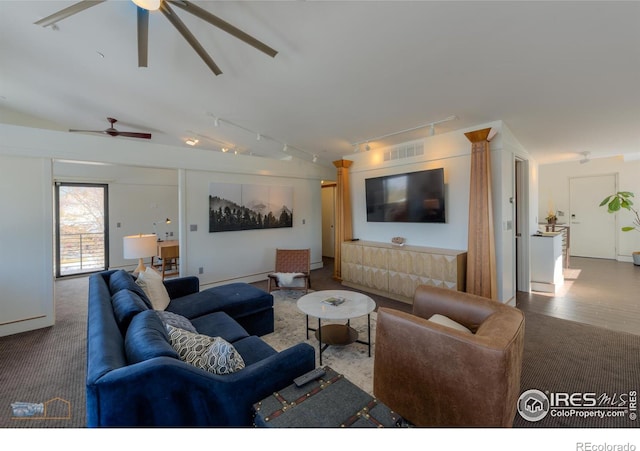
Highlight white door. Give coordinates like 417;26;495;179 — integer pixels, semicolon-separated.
569;175;617;259
321;185;335;258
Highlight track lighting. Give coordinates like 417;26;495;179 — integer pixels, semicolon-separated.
205;112;319;163
221;147;229;153
185;138;199;146
312;155;318;163
351;115;457;149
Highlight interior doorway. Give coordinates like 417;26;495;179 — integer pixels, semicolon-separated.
321;182;336;258
515;157;530;292
55;182;109;277
569;174;617;259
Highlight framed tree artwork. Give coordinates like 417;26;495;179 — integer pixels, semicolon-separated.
209;183;293;232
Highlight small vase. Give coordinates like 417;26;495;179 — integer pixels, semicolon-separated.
633;251;640;266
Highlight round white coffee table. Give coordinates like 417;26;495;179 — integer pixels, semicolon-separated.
297;290;376;365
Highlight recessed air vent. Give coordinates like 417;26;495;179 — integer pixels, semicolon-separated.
383;142;424;162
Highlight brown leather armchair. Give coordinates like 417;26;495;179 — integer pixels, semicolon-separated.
373;285;525;427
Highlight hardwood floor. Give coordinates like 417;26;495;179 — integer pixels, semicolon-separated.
516;256;640;336
296;256;639;336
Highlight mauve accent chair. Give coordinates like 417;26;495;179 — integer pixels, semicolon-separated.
373;285;525;427
267;248;311;293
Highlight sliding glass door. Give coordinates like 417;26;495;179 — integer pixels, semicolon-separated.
55;183;109;277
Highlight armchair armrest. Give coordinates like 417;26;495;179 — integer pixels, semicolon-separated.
163;276;199;299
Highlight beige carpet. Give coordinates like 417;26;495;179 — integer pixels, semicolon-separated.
263;290;376;395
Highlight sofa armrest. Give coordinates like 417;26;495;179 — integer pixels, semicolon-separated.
162;276;199;299
90;343;316;427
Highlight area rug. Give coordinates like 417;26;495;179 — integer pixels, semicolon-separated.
263;290;376;394
264;290;640;428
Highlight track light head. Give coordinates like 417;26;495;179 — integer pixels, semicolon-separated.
312;155;318;163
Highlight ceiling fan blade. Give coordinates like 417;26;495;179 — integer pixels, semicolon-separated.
115;131;153;139
69;129;106;134
160;2;222;76
168;0;278;58
34;0;106;27
137;7;149;67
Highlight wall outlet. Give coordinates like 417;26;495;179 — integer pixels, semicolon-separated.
116;222;121;228
190;224;197;232
198;267;204;274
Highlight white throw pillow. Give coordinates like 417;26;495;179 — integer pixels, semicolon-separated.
165;325;245;375
428;314;473;334
135;267;171;310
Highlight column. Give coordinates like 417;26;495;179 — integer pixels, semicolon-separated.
333;159;353;280
464;128;497;299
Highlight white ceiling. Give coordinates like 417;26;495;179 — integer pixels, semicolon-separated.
1;1;639;167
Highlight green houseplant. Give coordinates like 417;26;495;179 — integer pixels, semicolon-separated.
599;191;640;265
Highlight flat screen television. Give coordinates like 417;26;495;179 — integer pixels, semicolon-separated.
365;168;445;223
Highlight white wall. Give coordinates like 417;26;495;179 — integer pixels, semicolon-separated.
184;169;323;287
0;123;333;335
344;121;537;304
539;156;640;262
0;155;54;337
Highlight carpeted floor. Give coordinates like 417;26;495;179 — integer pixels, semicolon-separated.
1;276;638;428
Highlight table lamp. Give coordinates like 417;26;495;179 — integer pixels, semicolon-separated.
123;234;157;274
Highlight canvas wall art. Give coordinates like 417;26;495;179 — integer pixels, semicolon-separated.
209;182;293;232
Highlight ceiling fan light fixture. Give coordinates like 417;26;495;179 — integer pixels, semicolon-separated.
131;0;161;11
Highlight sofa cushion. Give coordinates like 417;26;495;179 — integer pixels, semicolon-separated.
231;336;278;366
111;289;149;335
166;283;273;320
125;310;179;364
190;312;250;343
428;314;473;334
165;325;245;375
109;269;152;309
136;267;171;310
156;311;197;333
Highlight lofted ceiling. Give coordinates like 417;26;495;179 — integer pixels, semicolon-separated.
1;1;639;167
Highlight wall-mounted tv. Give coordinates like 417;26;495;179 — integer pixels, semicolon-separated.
365;168;445;223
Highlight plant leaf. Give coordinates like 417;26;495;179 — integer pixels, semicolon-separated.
621;226;635;232
599;196;611;206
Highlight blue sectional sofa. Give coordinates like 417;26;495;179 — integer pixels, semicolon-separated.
87;269;315;427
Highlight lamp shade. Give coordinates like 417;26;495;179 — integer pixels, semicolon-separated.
123;234;157;274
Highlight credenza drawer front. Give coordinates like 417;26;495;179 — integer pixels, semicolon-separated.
341;240;466;304
363;266;389;292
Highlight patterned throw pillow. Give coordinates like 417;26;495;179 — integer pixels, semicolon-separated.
156;311;197;333
165;325;245;375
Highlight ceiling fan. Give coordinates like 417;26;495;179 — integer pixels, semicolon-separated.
34;0;278;76
69;117;152;139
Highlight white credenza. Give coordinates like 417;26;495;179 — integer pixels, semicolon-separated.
531;233;564;293
341;240;467;304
